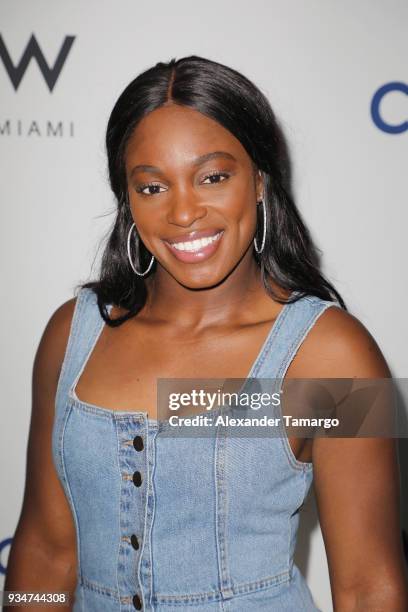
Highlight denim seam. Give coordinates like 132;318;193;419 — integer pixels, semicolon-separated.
59;403;83;583
151;569;290;604
113;418;122;606
297;470;308;566
288;467;308;576
251;304;292;377
148;428;159;611
137;423;153;610
80;575;120;599
276;303;336;473
54;288;87;410
148;427;159;610
287;510;291;577
277;303;328;381
68;398;149;421
214;426;233;599
213;429;222;601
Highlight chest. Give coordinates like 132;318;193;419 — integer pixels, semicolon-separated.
73;318;291;417
72;315;314;428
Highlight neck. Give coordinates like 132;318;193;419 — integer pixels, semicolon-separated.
143;250;270;329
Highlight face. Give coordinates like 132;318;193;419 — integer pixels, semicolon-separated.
124;104;263;289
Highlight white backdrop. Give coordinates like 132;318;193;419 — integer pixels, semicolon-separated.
0;1;407;609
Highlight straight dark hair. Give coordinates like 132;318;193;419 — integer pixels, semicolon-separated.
79;55;347;326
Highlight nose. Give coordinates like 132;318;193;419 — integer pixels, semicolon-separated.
166;187;208;227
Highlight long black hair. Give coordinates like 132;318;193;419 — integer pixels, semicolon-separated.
79;55;347;326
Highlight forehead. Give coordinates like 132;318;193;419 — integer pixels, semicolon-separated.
124;104;251;168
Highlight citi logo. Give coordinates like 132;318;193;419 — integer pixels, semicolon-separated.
0;33;75;92
0;537;12;575
371;82;407;134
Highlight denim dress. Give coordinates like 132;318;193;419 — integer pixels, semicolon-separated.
52;287;334;611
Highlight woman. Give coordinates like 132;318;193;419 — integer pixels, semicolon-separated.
5;56;407;611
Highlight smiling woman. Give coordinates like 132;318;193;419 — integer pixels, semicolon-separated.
94;56;346;320
124;106;268;283
5;55;408;611
127;144;231;266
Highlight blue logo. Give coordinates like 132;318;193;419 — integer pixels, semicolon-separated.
0;537;12;575
371;82;408;134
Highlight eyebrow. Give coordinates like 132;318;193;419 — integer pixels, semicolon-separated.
129;151;237;178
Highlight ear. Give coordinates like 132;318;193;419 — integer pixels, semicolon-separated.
254;169;264;202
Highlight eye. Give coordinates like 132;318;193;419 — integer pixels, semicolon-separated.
135;182;166;196
201;171;230;185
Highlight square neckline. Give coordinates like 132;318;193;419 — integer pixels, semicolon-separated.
68;290;299;422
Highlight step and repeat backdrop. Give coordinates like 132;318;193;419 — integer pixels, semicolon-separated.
0;1;406;609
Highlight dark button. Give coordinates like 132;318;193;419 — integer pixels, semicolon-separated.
133;435;144;451
132;593;142;610
132;471;142;487
130;534;139;550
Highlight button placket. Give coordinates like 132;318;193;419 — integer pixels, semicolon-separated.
132;434;144;607
116;418;148;607
137;424;160;612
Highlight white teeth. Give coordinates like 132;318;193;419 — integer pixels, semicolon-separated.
170;231;222;252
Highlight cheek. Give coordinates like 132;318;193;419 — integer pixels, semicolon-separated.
224;177;257;220
128;206;158;241
226;194;257;233
130;201;162;225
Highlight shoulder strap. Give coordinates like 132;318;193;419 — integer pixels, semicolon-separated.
55;287;107;409
254;294;336;379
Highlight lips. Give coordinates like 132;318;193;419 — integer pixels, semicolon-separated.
164;228;223;245
162;229;225;263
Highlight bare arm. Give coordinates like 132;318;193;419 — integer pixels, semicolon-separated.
3;298;79;611
309;307;408;611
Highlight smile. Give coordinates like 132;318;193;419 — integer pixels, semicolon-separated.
163;230;224;263
170;231;222;252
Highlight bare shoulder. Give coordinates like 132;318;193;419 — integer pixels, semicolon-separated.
290;302;391;378
34;296;78;386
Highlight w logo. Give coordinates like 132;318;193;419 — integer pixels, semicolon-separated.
0;33;75;92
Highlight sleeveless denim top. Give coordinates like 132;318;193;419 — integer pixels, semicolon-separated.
52;287;335;611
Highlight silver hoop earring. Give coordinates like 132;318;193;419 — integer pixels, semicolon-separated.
254;199;266;254
127;222;155;276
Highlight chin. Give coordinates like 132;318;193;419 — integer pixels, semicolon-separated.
174;269;228;291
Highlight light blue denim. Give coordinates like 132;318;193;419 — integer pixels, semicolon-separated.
52;287;334;611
